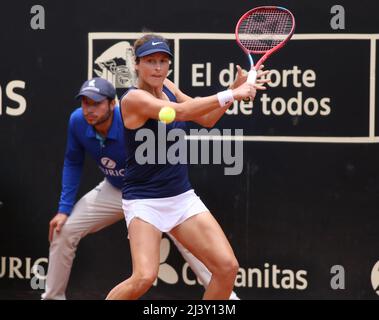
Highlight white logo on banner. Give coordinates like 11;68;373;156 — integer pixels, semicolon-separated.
101;157;116;169
0;256;48;280
371;261;379;296
94;41;137;89
149;238;308;290
0;80;27;117
154;238;178;285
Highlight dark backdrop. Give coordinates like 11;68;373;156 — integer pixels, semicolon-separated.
0;0;378;299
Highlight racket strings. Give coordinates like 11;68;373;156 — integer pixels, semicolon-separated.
238;9;293;52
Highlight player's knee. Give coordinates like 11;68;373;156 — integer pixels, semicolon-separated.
134;270;158;290
218;256;239;278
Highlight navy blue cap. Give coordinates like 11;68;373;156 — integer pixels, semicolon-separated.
76;77;116;102
135;39;173;58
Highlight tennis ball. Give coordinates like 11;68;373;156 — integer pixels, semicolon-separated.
159;106;176;124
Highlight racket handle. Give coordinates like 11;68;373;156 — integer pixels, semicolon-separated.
247;68;257;84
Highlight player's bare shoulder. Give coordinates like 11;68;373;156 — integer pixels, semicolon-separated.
120;90;149;129
163;79;177;93
163;79;192;103
122;89;151;110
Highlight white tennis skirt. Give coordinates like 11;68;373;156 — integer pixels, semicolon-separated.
122;189;209;232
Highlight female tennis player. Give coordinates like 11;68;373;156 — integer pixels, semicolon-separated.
106;34;268;300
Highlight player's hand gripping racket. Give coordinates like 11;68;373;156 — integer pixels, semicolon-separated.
235;6;295;85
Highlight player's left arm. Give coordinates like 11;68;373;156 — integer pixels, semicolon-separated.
164;78;193;103
229;65;269;89
164;79;222;127
164;67;269;128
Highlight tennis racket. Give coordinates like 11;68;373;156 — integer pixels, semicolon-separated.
235;6;295;84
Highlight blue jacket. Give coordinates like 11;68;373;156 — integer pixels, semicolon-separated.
58;106;125;214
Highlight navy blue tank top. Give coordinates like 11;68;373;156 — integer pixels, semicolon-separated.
121;85;192;200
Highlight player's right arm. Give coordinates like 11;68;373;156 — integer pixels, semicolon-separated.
49;112;85;242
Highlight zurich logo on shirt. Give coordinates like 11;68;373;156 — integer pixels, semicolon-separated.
101;157;117;169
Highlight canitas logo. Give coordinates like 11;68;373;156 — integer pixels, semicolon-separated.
235;263;308;290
